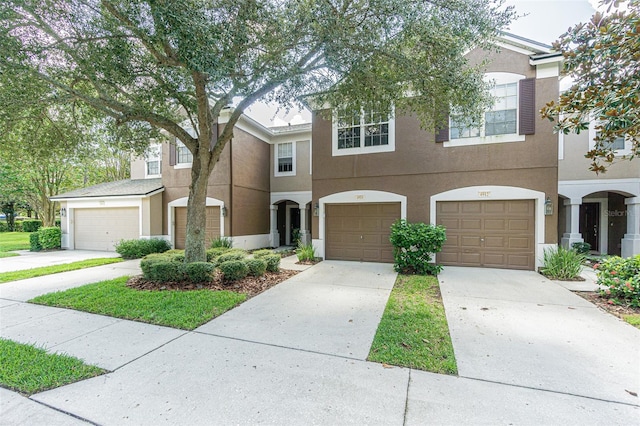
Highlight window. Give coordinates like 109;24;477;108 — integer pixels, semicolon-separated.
275;142;295;176
145;145;161;177
332;107;395;156
589;123;631;156
606;136;626;151
177;141;193;165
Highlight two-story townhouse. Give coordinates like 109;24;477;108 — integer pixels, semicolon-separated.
310;34;562;271
53;109;311;252
557;129;640;257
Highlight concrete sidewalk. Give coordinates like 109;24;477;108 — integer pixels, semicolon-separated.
0;249;121;273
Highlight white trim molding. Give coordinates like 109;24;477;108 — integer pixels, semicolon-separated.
559;178;640;199
271;191;312;207
315;190;407;259
167;197;225;249
430;185;547;270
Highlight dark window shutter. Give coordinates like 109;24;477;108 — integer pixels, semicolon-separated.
209;123;218;151
435;116;449;143
519;78;536;135
169;139;177;166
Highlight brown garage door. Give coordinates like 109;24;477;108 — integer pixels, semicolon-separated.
75;207;139;251
174;206;221;249
437;200;535;270
325;203;400;263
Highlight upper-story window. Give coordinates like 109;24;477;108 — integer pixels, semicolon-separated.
442;72;534;147
145;144;161;177
176;141;193;165
332;107;395;156
590;125;632;156
275;142;296;176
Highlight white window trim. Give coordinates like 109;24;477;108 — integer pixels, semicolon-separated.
588;120;633;157
274;141;296;177
445;72;526;148
144;144;162;178
331;108;396;157
174;140;193;169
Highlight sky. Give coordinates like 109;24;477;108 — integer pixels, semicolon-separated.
244;0;604;127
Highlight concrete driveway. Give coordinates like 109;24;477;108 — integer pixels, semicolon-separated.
0;249;121;273
438;267;640;406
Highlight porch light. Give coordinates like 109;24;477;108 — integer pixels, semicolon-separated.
314;203;319;217
544;197;553;216
60;207;66;217
221;206;228;217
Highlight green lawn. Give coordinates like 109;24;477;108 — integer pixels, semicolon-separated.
0;252;18;258
624;314;640;329
0;257;123;284
368;274;457;374
0;338;104;395
0;232;30;252
30;276;247;330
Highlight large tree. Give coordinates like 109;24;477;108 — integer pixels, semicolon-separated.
0;0;514;262
541;0;639;173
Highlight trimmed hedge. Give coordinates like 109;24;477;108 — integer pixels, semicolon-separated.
245;258;267;277
38;227;61;250
115;238;171;259
263;254;281;273
22;220;42;233
389;219;446;276
206;247;231;263
252;249;274;259
29;232;42;252
217;250;248;264
219;260;249;281
184;262;215;282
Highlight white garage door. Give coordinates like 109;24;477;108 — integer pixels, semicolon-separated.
74;208;139;251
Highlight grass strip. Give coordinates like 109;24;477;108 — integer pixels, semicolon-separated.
0;252;18;258
30;276;247;330
0;338;104;395
0;257;123;284
368;274;457;374
0;232;30;252
623;314;640;329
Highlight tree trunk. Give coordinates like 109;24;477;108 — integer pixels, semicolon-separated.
184;147;210;263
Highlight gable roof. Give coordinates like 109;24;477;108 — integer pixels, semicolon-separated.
51;178;164;200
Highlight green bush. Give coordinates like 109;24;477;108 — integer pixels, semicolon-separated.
541;246;585;280
29;232;42;252
252;249;274;259
245;258;267;276
595;255;640;307
296;242;315;262
115;238;171;259
218;260;249;281
37;227;61;250
0;222;7;232
571;242;591;255
149;261;185;282
263;254;281;273
206;247;231;262
217;250;248;264
184;262;215;282
21;220;42;233
164;249;185;262
210;236;233;249
389;219;446;275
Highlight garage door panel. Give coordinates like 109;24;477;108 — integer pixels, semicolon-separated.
75;208;139;251
437;200;535;270
175;207;220;250
325;203;399;263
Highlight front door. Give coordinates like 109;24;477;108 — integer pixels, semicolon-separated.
580;203;599;252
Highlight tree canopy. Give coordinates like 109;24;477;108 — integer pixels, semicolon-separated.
541;0;639;173
0;0;515;262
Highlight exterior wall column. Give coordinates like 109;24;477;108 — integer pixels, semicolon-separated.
561;198;584;249
621;197;640;257
299;206;310;245
269;205;280;248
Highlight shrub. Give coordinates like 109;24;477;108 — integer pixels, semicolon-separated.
164;249;185;263
571;242;591;255
0;222;7;232
29;232;42;252
541;246;585;280
37;227;61;249
252;249;274;259
206;247;231;262
148;261;185;282
595;255;640;307
115;238;171;259
245;258;267;276
184;262;215;282
217;250;248;264
389;219;446;275
210;236;233;249
218;260;249;281
21;220;42;233
13;221;23;232
263;254;281;273
296;242;316;262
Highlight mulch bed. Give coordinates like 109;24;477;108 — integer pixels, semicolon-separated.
127;269;299;298
574;291;640;319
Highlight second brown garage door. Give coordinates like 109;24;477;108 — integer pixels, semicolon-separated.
174;206;221;249
325;203;400;263
436;200;535;270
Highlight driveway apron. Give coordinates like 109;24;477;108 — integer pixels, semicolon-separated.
438;267;640;406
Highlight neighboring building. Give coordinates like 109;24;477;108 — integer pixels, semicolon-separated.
310;34;562;270
52;33;639;265
558;126;640;258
